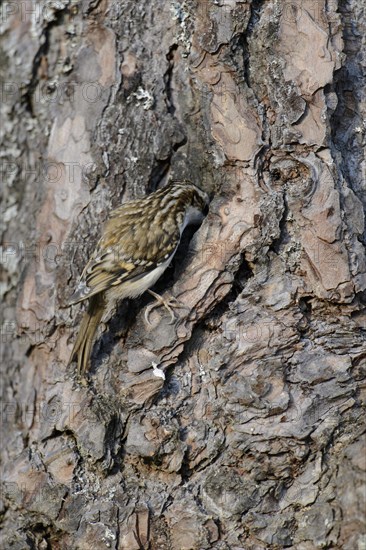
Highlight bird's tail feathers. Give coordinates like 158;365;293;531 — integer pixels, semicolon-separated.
68;293;106;375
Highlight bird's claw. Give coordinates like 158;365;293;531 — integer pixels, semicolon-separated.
145;290;187;326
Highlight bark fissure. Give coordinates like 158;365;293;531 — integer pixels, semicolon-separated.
23;9;66;117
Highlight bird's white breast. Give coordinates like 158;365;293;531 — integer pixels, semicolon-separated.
106;257;172;302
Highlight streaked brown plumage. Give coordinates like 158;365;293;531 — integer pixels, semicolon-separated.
68;181;209;375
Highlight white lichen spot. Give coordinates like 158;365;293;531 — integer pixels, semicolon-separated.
4;204;18;222
133;87;154;110
104;528;116;541
170;1;191;56
103;151;110;171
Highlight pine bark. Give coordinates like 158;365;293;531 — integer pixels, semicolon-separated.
1;1;365;548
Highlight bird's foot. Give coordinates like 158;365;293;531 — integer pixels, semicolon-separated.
145;290;187;326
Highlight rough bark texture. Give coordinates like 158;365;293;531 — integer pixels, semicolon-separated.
1;1;365;548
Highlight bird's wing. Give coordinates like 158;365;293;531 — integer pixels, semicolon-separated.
69;248;157;304
69;203;182;305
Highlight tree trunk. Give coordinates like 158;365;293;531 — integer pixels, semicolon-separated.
1;1;365;548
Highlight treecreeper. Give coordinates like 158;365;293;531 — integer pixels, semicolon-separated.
68;181;209;375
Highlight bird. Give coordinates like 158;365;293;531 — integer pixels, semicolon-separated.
68;181;209;375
